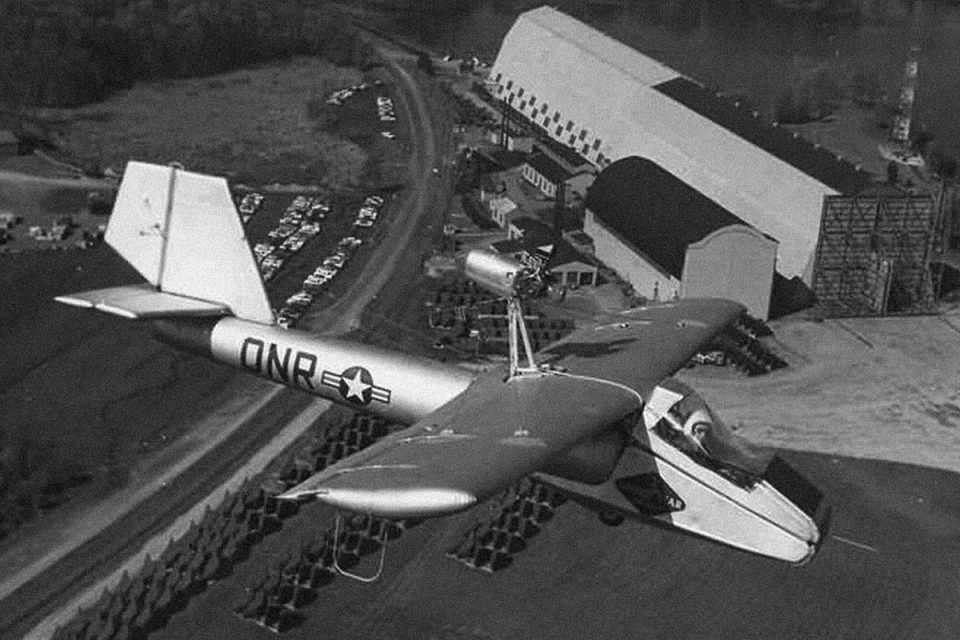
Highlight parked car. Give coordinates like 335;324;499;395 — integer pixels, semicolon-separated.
305;276;329;289
253;243;272;260
314;265;338;277
277;311;299;329
261;264;278;281
300;223;321;236
286;295;313;308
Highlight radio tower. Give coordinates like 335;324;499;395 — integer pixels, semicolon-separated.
879;1;924;167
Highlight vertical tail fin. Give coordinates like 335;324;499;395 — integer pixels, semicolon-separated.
104;161;273;324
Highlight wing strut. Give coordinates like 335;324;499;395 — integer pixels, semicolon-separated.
507;297;538;376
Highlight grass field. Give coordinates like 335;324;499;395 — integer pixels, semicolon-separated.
0;245;238;541
0;54;409;542
36;57;370;187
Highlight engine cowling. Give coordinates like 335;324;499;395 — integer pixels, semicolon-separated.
460;249;542;298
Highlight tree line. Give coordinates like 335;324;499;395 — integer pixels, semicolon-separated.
0;0;372;109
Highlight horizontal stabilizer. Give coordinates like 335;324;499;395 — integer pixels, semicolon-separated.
55;285;229;320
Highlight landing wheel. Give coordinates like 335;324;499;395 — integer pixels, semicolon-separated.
598;511;625;527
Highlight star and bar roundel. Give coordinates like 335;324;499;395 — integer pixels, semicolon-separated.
320;366;392;406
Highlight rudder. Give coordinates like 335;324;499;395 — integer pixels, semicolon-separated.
104;161;273;324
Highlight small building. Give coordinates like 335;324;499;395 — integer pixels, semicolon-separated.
479;174;507;202
522;152;570;200
508;215;554;241
521;152;596;206
584;156;778;319
487;127;534;153
563;229;595;256
0;130;18;157
488;195;518;228
535;135;593;175
546;239;600;287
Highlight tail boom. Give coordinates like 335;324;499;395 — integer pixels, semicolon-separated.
152;316;474;425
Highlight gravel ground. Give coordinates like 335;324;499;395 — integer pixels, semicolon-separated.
680;310;960;475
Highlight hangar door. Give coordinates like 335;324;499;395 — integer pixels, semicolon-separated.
682;225;777;320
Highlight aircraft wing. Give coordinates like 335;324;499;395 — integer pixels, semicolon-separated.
280;370;641;517
280;298;744;519
540;298;745;399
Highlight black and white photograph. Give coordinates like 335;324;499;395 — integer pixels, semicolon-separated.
1;1;959;638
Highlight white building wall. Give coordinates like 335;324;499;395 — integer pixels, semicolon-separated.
490;6;845;283
583;209;680;301
682;225;777;320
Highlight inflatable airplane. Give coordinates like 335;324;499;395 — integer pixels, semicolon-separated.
58;162;829;565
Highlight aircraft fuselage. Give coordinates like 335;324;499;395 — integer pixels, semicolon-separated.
151;315;827;565
152;316;475;425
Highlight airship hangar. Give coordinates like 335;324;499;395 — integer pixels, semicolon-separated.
488;6;949;321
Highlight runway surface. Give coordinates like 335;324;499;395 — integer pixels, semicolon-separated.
160;450;960;640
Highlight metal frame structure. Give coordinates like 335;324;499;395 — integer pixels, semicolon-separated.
506;296;538;376
813;190;938;317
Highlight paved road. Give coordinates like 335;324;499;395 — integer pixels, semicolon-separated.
305;53;439;332
0;44;444;640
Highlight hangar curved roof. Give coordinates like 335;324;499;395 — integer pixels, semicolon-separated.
489;6;875;282
585;157;752;278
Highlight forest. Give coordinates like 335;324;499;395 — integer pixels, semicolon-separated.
0;0;372;109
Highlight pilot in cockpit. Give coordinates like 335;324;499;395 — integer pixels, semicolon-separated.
654;391;766;489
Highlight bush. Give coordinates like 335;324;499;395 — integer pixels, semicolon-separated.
0;1;371;109
305;96;325;122
850;69;884;107
929;148;959;180
774;68;842;124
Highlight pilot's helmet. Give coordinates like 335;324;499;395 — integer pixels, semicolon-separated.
684;408;712;442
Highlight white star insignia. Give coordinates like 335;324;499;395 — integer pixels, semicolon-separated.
341;369;371;401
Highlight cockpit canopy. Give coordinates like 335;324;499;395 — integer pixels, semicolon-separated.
644;378;771;487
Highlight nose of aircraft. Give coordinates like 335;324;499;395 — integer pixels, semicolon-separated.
760;455;832;563
647;437;828;564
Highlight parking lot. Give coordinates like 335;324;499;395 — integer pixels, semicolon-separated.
222;77;412;329
239;188;397;329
